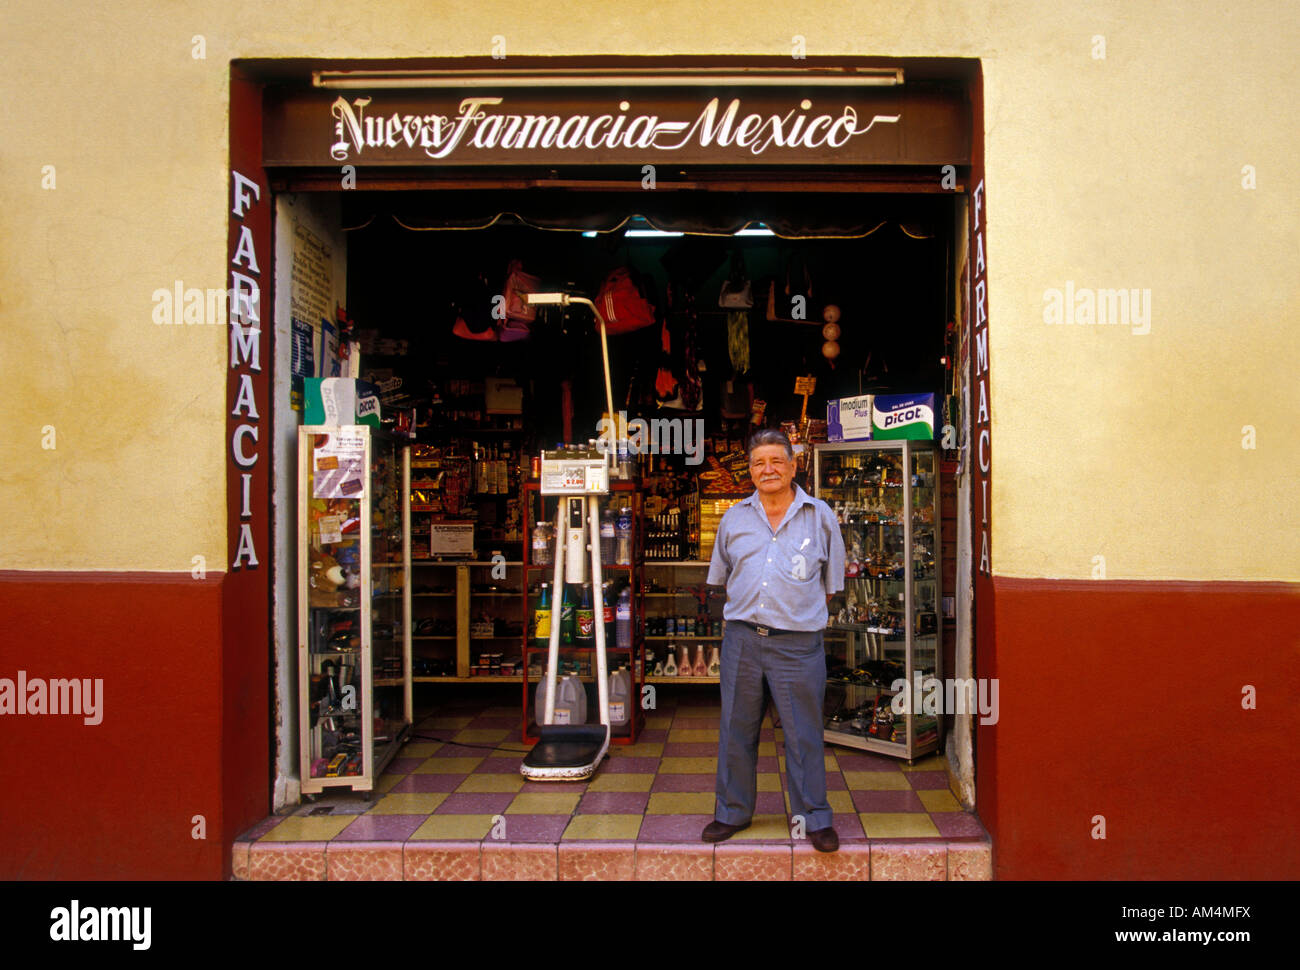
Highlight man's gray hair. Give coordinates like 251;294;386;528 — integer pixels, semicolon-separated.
747;428;794;462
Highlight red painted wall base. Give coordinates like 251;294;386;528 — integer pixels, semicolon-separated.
5;571;1296;880
0;571;268;880
979;578;1300;880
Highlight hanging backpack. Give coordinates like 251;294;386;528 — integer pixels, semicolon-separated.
451;270;498;341
596;266;657;335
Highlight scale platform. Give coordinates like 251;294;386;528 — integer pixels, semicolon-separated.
520;724;611;781
522;447;617;782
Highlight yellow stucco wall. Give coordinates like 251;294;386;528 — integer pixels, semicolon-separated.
1;2;1296;579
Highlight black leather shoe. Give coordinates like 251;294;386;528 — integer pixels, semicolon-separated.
701;819;751;843
809;826;839;853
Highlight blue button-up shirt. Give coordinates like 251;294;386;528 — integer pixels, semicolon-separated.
707;484;845;632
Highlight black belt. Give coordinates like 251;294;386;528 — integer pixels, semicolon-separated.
735;620;804;638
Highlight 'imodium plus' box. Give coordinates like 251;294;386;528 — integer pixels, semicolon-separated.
872;393;936;440
826;395;874;442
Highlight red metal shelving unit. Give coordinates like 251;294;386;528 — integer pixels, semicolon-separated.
519;479;645;745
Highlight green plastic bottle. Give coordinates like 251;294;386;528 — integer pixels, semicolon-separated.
561;584;575;645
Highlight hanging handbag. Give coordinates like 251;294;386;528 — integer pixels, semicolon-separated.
498;259;540;342
766;251;815;323
718;250;753;309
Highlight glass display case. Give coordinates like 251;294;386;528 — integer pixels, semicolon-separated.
298;425;412;794
813;440;941;761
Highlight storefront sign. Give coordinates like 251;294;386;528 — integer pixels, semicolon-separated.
263;86;969;167
229;168;266;569
970;178;991;576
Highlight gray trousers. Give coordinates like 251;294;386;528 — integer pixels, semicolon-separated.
715;621;832;831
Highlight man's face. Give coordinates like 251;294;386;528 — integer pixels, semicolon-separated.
750;444;795;497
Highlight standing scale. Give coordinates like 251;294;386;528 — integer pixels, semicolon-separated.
519;288;623;781
520;449;614;781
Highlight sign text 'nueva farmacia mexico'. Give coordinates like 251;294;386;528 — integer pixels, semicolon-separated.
327;95;901;161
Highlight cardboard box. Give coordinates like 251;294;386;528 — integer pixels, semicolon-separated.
304;378;381;427
485;377;524;414
699;495;746;561
872;393;937;440
826;394;874;442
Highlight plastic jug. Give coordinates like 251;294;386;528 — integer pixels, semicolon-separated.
609;666;631;729
554;672;586;725
534;668;550;724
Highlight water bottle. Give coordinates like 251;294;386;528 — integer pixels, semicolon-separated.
615;506;632;565
600;508;616;563
616;585;632;650
532;521;553;566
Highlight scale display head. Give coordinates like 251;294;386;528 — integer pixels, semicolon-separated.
539;446;610;496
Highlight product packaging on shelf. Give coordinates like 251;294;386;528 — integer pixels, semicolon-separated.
305;377;382;427
871;393;936;440
826;394;874;442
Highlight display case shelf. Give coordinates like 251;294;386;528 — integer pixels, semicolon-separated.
646;676;720;685
524;643;637;653
413;675;525;683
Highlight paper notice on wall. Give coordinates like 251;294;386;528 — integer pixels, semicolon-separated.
289;217;338;387
317;514;343;545
312;432;366;499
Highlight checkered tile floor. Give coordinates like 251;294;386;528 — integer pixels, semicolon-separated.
239;687;987;847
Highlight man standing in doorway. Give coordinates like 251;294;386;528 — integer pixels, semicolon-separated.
704;428;845;852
